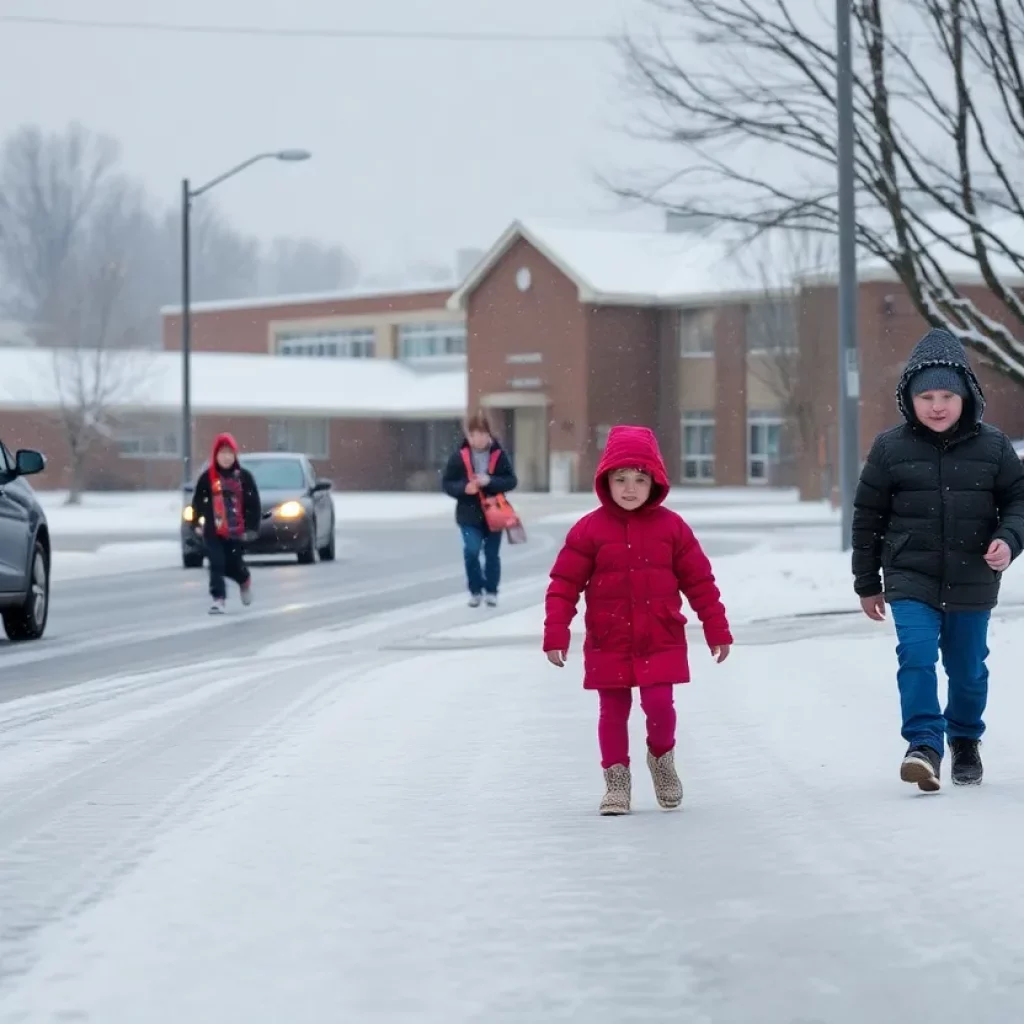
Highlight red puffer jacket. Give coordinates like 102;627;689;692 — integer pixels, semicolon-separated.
543;425;733;689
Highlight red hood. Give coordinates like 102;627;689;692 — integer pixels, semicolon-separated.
595;425;670;511
210;432;239;469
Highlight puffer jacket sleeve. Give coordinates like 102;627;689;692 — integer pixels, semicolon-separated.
482;449;517;495
673;518;733;648
992;435;1024;560
543;518;596;653
852;434;893;597
241;468;262;534
441;450;468;499
190;469;210;516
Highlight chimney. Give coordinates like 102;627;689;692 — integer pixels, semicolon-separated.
665;211;716;235
455;247;485;281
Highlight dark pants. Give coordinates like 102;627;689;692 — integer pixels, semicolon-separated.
206;537;250;600
460;525;501;596
890;599;991;755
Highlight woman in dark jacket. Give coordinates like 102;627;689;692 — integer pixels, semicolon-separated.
190;432;262;614
441;412;518;607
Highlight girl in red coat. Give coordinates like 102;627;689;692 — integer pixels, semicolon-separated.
543;425;733;815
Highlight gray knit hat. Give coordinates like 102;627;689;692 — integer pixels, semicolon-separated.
910;364;968;398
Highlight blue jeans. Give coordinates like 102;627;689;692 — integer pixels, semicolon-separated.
890;599;990;755
460;525;501;596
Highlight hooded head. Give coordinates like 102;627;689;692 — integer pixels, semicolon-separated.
594;425;670;513
896;328;985;432
210;432;239;472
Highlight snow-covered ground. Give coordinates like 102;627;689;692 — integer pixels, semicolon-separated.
37;489;458;536
5;560;1024;1020
434;537;1024;644
36;486;833;538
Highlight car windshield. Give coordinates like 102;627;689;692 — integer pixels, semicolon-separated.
241;458;306;491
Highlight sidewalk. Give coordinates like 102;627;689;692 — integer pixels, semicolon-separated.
6;622;1024;1022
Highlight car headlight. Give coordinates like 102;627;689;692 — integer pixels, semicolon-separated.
275;500;305;519
183;505;194;522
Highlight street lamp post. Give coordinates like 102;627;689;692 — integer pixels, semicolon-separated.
180;149;311;488
836;0;859;552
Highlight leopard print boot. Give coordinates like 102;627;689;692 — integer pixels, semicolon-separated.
599;764;632;816
647;748;683;809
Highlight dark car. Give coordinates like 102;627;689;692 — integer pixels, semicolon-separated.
181;452;336;568
0;440;49;641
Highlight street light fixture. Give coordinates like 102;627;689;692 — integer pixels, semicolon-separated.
180;149;311;487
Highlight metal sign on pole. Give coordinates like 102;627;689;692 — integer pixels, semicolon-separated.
836;0;860;552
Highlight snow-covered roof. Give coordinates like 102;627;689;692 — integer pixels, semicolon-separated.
159;278;459;317
449;216;1024;309
448;219;769;309
0;348;466;419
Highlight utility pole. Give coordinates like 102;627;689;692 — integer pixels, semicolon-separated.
181;178;192;489
836;0;860;551
177;150;310;490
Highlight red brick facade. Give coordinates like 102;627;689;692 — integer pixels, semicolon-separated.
1;411;448;493
161;287;453;354
8;224;1023;496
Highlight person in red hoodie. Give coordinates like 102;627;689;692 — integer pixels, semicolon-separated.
543;425;733;816
189;433;262;614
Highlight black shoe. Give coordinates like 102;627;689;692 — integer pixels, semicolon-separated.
900;745;941;792
949;738;983;786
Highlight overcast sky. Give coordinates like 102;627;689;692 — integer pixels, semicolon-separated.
0;0;672;279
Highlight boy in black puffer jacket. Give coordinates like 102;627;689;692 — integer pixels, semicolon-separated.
852;329;1024;791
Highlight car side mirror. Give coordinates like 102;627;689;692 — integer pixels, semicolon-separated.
14;449;45;477
312;478;332;493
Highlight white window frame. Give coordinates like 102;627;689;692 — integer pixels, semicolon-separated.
682;412;715;483
747;414;783;484
397;321;467;360
275;327;376;358
114;417;182;460
268;418;330;459
746;298;798;356
679;309;717;358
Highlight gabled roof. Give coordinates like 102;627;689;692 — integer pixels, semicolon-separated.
449;214;1024;311
447;219;771;310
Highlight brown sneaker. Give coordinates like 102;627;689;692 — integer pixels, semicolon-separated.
647;748;683;809
599;764;631;816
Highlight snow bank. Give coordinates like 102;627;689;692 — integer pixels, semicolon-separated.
536;497;838;528
51;541;183;582
37;490;454;536
434;543;1024;643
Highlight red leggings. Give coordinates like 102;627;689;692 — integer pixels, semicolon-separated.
597;684;676;769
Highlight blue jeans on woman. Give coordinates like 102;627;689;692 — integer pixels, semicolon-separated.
460;525;502;597
890;599;990;755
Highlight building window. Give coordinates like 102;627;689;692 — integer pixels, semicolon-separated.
748;415;783;483
114;417;181;459
397;321;467;360
275;327;376;358
746;298;797;355
268;418;329;459
596;424;611;451
679;309;716;357
682;412;715;482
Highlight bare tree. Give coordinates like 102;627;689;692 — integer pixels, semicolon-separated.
0;122;120;323
259;236;359;295
739;230;836;475
0;123;158;501
44;181;157;502
614;0;1024;384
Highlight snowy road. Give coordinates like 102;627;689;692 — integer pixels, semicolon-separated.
3;522;1024;1022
